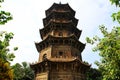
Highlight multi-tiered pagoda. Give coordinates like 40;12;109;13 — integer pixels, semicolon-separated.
31;3;90;80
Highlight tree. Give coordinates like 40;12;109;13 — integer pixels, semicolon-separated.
110;0;120;6
86;26;120;80
86;0;120;79
86;68;102;80
21;62;34;80
11;63;23;80
0;32;16;62
12;62;35;80
0;58;14;80
0;32;17;80
0;0;17;80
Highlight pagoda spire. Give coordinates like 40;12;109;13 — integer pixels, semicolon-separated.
59;1;61;4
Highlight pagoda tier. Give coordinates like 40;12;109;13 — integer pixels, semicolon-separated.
35;35;85;53
40;22;81;40
30;58;90;80
45;3;75;17
43;10;78;27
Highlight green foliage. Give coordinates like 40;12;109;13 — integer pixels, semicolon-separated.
0;1;16;80
0;0;4;4
14;47;18;51
0;0;13;25
0;31;17;80
12;63;23;80
110;0;120;23
112;11;120;24
0;11;13;25
86;1;120;79
86;68;102;80
110;0;120;6
86;26;120;80
12;62;35;80
0;31;16;62
0;58;13;80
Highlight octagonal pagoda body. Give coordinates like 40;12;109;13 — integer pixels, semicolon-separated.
31;3;90;80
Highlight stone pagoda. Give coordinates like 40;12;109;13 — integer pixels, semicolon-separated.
30;3;90;80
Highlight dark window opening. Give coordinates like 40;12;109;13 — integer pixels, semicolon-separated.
43;54;47;61
58;32;63;36
59;51;63;56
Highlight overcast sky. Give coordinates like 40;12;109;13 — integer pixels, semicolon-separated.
1;0;119;68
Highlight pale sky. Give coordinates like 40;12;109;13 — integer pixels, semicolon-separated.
1;0;118;68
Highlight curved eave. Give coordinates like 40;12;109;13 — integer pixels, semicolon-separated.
35;35;85;53
48;58;91;67
43;18;78;28
43;11;78;27
35;42;41;53
39;29;43;40
75;28;82;39
66;3;76;15
40;26;82;40
44;20;78;28
40;22;81;40
45;3;75;17
30;58;90;69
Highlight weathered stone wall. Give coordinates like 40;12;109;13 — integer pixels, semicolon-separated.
71;47;82;60
39;46;52;62
52;45;71;58
38;44;81;62
42;29;71;40
36;72;48;80
53;30;71;37
49;63;86;80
